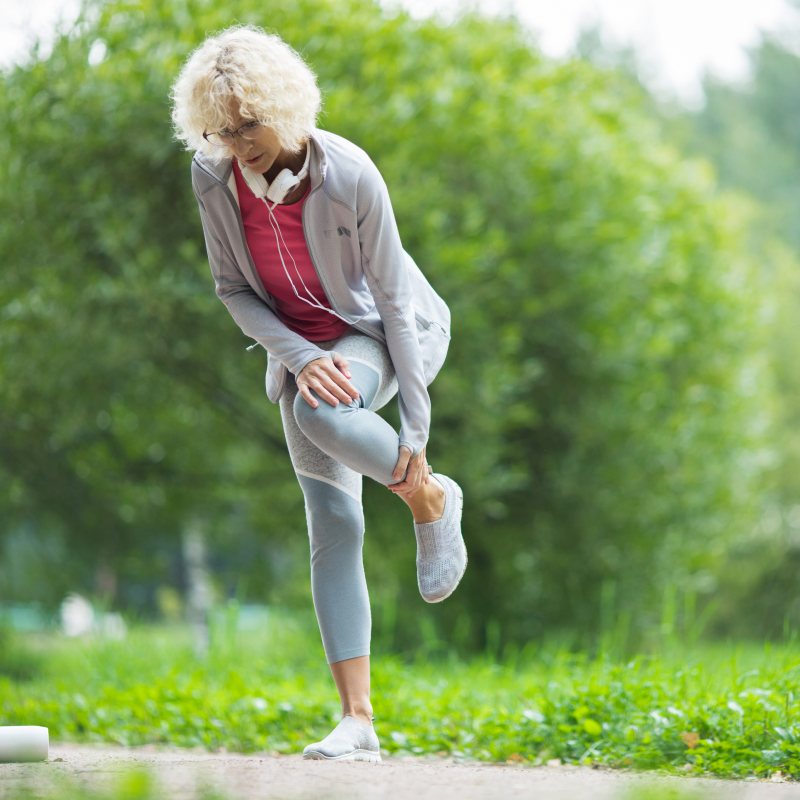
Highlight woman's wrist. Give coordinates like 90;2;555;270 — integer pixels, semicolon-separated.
399;442;427;459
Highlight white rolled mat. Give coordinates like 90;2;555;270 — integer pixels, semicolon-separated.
0;726;49;762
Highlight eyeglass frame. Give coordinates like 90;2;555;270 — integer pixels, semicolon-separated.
202;120;266;148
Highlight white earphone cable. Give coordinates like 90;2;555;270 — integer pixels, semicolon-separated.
267;198;326;307
262;197;351;325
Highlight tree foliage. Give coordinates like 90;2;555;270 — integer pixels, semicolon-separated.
676;20;800;637
0;0;773;647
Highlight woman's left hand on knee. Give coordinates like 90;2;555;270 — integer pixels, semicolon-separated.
297;353;359;408
389;445;430;497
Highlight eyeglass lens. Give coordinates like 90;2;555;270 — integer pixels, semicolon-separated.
206;121;264;146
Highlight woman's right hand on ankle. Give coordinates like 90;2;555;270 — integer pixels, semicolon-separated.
389;445;431;497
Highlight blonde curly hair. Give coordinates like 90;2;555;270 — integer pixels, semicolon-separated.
170;25;322;162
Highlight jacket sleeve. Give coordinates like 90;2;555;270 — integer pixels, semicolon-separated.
356;160;431;456
195;190;331;377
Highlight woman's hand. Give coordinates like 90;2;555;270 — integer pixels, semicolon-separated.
297;352;359;408
389;445;431;498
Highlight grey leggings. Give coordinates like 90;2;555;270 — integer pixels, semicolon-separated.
279;330;401;663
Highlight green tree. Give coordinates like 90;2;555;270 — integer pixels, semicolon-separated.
0;0;773;647
673;18;800;637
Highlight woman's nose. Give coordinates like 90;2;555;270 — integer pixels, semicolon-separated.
231;137;250;158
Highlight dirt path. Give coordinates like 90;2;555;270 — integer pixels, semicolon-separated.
0;744;798;799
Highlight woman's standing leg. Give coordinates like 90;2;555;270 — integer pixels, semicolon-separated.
282;331;465;759
280;375;373;672
280;339;390;761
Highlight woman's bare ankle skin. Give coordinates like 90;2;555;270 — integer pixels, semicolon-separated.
329;655;373;727
401;477;446;524
342;705;374;726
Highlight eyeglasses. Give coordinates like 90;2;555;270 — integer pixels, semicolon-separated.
203;120;266;147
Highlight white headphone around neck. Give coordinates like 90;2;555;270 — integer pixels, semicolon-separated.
238;142;311;205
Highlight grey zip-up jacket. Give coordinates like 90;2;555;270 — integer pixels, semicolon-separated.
191;129;450;456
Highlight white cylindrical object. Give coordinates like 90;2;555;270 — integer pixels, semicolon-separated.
0;726;49;762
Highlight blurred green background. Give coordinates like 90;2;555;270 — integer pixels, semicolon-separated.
2;0;800;656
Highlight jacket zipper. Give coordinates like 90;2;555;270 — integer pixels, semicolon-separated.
300;177;387;346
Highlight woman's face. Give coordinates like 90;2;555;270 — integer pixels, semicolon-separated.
217;98;282;173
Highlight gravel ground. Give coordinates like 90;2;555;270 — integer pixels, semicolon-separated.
1;744;799;799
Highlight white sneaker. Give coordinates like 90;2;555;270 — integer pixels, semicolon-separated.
302;716;381;762
414;474;467;603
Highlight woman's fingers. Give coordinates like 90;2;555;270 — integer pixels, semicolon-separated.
317;360;359;402
322;377;355;405
332;351;352;380
297;357;359;406
299;385;319;408
308;380;343;407
391;448;430;495
409;448;426;487
299;379;337;407
389;475;416;494
405;455;425;497
392;446;411;482
329;369;360;401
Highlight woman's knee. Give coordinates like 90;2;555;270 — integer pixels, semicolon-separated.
309;507;364;551
305;485;365;551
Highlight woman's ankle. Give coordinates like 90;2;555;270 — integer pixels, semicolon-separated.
343;707;374;726
405;478;445;524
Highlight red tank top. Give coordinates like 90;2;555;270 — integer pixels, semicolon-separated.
233;160;350;341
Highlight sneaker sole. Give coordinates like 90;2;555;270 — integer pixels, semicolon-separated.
302;748;382;762
420;477;467;604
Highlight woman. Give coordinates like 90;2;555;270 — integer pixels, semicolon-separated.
171;25;466;762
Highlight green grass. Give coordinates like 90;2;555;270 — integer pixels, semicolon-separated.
1;614;799;780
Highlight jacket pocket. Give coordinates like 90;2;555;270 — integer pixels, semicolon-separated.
414;313;450;385
265;355;288;402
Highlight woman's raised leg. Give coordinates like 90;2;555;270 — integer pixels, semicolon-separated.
293;332;466;604
292;358;400;485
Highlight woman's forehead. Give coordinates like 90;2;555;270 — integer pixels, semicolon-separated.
207;94;245;130
222;94;244;123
